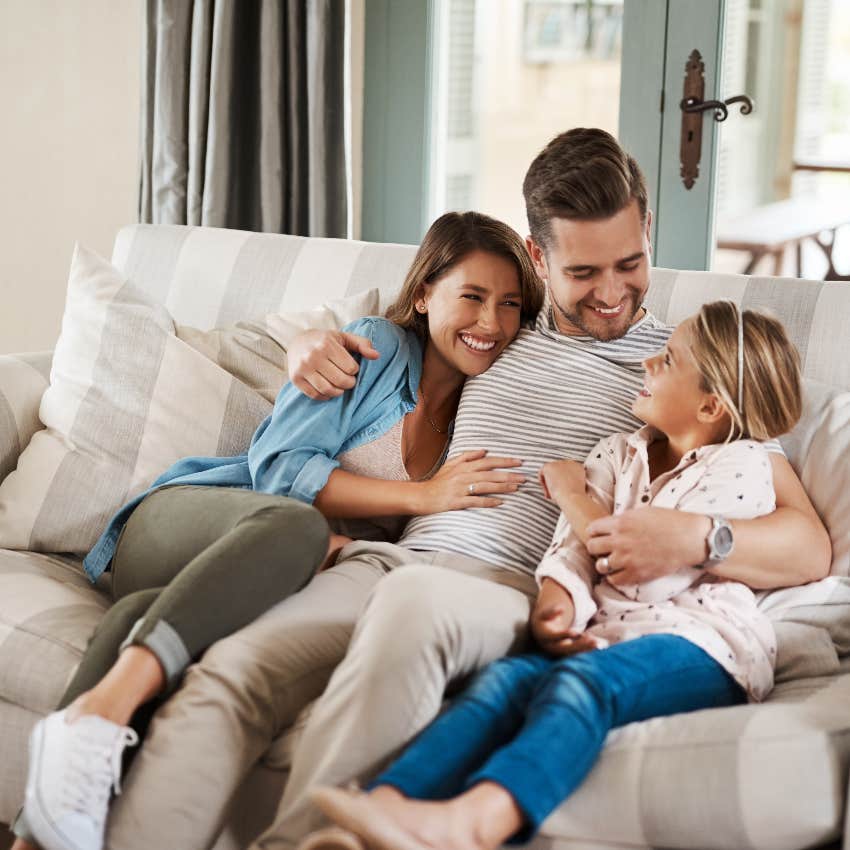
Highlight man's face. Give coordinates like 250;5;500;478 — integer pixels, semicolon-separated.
526;200;652;341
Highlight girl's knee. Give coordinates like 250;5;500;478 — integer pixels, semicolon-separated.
465;656;535;704
547;653;616;712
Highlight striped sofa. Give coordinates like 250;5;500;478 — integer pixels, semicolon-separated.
1;224;850;850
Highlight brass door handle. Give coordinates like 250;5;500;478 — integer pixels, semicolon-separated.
679;50;754;190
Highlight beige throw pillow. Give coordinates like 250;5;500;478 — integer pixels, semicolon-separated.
176;291;379;404
762;382;850;681
0;245;379;557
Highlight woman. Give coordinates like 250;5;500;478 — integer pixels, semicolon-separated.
14;211;544;850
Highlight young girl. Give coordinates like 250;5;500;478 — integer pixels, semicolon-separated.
304;300;803;850
15;212;544;850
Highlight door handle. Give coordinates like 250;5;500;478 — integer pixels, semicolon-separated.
680;93;754;123
679;49;754;190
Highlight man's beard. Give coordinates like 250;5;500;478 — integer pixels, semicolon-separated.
553;292;642;341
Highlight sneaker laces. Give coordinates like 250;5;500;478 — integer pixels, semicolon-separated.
61;725;139;817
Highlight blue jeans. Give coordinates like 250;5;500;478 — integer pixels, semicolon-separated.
371;634;745;843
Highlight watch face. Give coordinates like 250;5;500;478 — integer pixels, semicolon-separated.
714;525;734;557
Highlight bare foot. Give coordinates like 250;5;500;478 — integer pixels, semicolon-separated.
365;783;522;850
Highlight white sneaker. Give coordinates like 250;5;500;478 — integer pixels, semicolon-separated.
24;709;139;850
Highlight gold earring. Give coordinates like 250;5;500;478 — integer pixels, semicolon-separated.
417;303;427;313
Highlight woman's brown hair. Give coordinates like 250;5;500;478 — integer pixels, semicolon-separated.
385;211;544;342
690;301;803;441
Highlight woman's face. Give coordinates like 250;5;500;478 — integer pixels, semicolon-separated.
421;250;523;378
632;318;713;434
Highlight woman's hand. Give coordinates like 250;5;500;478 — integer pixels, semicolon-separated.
318;533;355;572
539;459;586;502
416;450;526;514
288;329;380;400
530;578;599;656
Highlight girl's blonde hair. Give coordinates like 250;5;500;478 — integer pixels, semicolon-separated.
690;301;802;441
385;211;544;342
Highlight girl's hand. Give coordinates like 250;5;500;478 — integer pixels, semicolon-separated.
539;459;586;501
531;602;601;657
417;450;526;514
530;578;600;656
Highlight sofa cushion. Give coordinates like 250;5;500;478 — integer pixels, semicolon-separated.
0;698;44;825
256;665;850;850
747;383;850;685
0;245;380;557
792;385;850;578
534;666;850;850
0;352;51;486
0;548;108;714
174;286;378;405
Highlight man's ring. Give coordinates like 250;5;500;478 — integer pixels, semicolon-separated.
597;556;610;572
468;483;476;495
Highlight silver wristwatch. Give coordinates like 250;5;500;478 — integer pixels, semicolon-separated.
702;515;734;568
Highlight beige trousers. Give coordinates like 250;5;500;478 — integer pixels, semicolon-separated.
105;542;536;850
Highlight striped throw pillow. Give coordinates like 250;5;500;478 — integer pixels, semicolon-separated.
0;244;378;558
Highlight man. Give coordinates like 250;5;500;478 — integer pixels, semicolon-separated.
83;129;828;850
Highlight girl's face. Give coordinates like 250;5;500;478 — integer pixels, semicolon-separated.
421;250;524;377
632;318;720;435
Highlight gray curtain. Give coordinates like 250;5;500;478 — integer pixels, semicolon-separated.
139;0;348;237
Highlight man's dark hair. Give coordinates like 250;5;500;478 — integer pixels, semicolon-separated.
522;128;648;249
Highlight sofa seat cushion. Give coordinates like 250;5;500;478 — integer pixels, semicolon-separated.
535;666;850;850
0;549;108;714
260;666;850;850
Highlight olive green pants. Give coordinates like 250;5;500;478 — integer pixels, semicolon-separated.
59;485;330;707
12;486;329;844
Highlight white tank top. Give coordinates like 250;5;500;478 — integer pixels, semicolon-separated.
333;417;448;543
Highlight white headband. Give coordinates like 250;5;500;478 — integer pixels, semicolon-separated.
736;304;744;413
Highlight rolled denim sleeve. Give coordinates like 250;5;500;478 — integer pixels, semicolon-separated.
247;318;408;503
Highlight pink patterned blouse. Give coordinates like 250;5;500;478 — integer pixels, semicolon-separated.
536;426;778;701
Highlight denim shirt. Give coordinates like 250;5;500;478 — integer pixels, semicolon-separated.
83;317;423;581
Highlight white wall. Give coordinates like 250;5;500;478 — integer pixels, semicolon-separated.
0;1;142;354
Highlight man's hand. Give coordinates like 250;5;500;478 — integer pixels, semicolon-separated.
587;507;710;585
539;459;586;502
530;578;599;656
288;329;380;400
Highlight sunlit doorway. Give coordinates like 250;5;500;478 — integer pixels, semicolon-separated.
427;0;624;237
712;0;850;279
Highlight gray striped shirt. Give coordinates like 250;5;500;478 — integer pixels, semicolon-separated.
399;307;673;576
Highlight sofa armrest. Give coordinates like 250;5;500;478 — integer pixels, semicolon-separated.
0;351;52;483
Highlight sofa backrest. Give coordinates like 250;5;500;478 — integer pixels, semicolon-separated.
113;224;850;395
112;224;419;331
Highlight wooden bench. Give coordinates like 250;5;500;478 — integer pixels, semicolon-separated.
717;159;850;280
716;197;850;279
